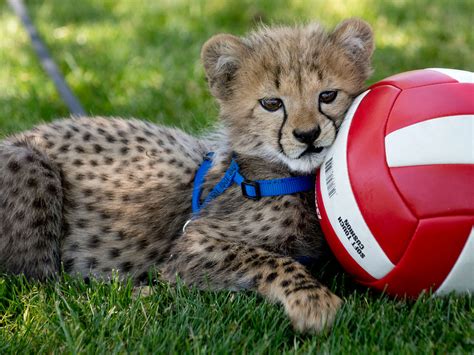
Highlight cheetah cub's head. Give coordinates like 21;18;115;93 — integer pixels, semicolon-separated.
202;19;374;173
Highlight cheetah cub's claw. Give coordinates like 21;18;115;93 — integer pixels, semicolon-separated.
285;288;343;333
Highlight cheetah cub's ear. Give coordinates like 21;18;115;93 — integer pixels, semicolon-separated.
330;18;374;79
201;34;247;101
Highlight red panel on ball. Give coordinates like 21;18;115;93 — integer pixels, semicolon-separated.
371;69;456;91
347;86;418;264
391;165;474;218
386;83;474;134
315;172;376;283
365;216;473;297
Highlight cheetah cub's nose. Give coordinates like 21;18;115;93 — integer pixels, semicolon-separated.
293;126;321;145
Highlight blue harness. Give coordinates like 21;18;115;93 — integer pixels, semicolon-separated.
192;152;315;213
189;152;317;267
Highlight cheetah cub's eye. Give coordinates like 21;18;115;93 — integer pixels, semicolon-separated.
259;98;283;112
319;90;338;104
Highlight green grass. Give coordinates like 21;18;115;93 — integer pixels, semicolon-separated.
0;0;473;353
0;272;472;354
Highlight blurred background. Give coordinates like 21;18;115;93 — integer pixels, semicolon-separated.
0;0;473;136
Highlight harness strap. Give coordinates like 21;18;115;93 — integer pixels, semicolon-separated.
189;153;317;267
234;171;315;200
192;153;239;213
192;152;315;213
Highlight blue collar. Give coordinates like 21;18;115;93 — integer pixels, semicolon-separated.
192;152;315;213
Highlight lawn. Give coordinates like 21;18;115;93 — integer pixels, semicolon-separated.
0;0;473;353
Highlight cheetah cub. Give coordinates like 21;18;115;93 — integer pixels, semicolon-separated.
0;19;373;333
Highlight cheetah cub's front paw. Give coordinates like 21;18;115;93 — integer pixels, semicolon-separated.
284;288;343;333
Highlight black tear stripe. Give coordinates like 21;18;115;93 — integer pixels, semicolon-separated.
278;106;288;155
318;103;339;134
318;102;336;122
319;96;357;131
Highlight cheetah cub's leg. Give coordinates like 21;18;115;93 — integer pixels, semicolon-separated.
162;229;342;333
0;140;63;279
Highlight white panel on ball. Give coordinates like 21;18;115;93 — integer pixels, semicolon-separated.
428;68;474;83
435;227;474;295
385;115;474;167
319;90;395;280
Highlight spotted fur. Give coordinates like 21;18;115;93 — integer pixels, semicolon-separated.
0;19;373;333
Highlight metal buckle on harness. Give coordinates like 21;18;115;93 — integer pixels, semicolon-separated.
241;180;261;200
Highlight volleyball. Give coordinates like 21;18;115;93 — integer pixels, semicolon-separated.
315;68;474;297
